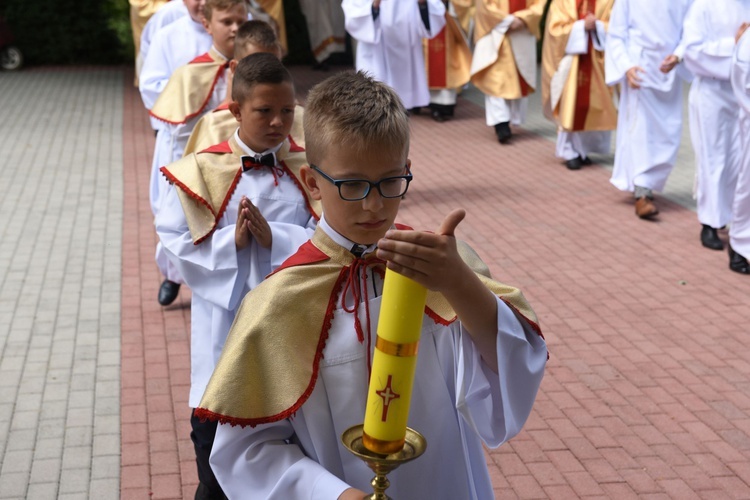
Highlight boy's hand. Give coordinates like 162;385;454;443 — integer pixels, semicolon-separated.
235;197;272;250
338;488;367;500
626;66;645;88
246;200;272;249
376;209;469;293
659;55;679;74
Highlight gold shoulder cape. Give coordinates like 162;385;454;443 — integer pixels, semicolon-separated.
150;47;229;125
196;228;542;427
159;134;320;244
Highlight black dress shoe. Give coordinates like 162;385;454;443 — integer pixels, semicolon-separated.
430;109;445;122
565;157;583;170
581;156;592;165
494;121;512;144
700;224;724;250
158;279;181;306
729;244;750;274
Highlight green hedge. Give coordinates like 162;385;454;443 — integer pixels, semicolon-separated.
3;0;131;66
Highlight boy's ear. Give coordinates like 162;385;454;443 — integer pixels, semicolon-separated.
300;165;322;201
229;59;238;73
228;101;242;122
201;15;211;33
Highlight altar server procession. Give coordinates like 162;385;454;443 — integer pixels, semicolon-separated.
130;0;750;496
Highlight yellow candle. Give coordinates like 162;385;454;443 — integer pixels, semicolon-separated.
362;268;427;455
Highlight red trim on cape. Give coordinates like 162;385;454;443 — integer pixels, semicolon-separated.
150;62;227;125
159;162;243;245
271;240;330;275
288;135;305;153
190;52;215;64
195;266;351;428
213;102;231;112
199;140;232;154
279;160;319;221
509;0;526;13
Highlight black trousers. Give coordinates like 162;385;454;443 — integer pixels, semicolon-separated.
190;409;228;500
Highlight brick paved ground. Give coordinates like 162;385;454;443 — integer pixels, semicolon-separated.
1;64;749;499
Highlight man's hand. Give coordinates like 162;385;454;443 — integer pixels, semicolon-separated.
626;66;645;88
508;17;526;32
584;13;597;31
659;55;679;74
737;22;750;44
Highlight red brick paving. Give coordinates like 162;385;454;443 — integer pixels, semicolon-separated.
121;66;750;498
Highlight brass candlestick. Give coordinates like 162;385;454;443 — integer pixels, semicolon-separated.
341;424;427;500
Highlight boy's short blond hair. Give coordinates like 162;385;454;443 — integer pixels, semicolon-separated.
303;71;410;166
203;0;246;20
234;20;280;60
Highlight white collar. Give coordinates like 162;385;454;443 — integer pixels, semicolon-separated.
234;129;283;165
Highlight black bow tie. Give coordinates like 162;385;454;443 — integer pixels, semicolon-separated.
350;244;368;258
241;153;275;171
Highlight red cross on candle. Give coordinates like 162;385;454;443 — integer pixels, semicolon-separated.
376;375;401;422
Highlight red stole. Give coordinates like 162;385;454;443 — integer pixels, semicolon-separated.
573;0;596;131
427;25;448;88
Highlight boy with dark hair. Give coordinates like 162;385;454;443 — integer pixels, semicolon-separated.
155;52;319;499
197;71;547;499
149;0;248;306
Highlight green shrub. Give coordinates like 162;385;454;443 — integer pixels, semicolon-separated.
3;0;131;66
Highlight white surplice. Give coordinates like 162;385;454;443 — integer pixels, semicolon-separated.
730;32;750;259
682;0;748;228
554;19;611;161
210;220;547;500
343;0;447;109
298;0;347;63
155;131;317;407
605;0;693;193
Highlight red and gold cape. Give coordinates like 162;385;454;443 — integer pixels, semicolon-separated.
159;134;320;245
150;47;229;125
195;228;542;427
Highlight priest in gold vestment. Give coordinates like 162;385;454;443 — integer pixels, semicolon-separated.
469;0;544;143
541;0;617;170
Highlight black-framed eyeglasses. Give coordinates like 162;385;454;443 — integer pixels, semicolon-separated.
310;164;412;201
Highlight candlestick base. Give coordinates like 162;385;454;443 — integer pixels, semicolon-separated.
341;424;427;500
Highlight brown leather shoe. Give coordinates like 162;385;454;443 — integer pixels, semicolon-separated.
635;197;658;218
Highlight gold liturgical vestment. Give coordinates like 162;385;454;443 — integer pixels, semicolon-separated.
255;0;288;55
469;0;545;99
423;5;473;92
183;103;306;156
150;47;228;125
160;134;319;245
195;228;541;427
130;0;169;84
541;0;617;131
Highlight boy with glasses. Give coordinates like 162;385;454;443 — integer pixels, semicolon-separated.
197;71;547;499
